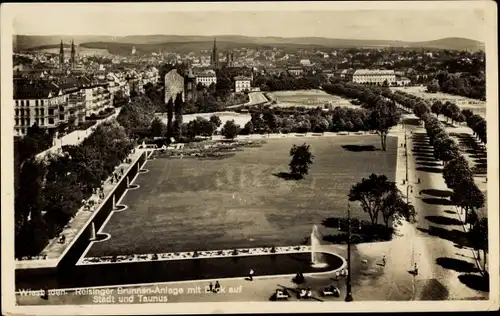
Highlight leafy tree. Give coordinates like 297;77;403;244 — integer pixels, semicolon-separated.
381;190;417;228
209;115;222;128
116;95;156;136
468;217;488;271
151;117;167;137
242;120;254;135
426;80;440;93
15;159;45;242
166;97;174;137
368;100;401;151
443;156;473;189
431;101;443;119
174;93;184;138
348;173;397;225
221;120;241;139
451;179;485;224
289;143;314;179
434;137;460;162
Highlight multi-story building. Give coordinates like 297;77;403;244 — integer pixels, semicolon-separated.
352;69;396;85
85;82;112;116
287;66;303;77
14;79;67;137
234;76;251;93
195;69;217;87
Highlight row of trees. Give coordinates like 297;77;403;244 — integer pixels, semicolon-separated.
15;121;134;257
382;89;487;267
254;74;322;92
462;110;487;144
322;83;401;151
430;100;465;124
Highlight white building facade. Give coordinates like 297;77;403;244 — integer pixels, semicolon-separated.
352;69;396;85
234;76;251;93
195;69;217;87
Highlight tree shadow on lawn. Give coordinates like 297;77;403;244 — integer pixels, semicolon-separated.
444;210;457;215
402;118;421;126
341;145;379;152
273;172;302;181
418;279;450;300
425;216;463;226
416;167;443;173
421;197;452;205
416;157;439;163
417;161;442;168
412;148;434;154
417;226;473;248
474;158;488;165
466;150;487;157
413;152;436;159
420;189;453;198
436;257;479;273
458;273;490;292
322;217;393;243
412;143;432;149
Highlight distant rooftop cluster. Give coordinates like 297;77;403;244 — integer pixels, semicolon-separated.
353;69;395;75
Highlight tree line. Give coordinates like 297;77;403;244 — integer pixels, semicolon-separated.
15;120;134;257
426;71;485;101
382;88;487;267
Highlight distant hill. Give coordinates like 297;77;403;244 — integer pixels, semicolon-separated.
14;34;484;53
408;37;484;50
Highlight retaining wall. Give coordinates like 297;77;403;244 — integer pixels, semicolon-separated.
15;151;148;290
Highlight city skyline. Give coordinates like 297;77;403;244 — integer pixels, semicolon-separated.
8;2;489;42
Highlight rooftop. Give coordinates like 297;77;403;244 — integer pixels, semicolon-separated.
14;79;61;99
234;76;251;81
353;69;395;75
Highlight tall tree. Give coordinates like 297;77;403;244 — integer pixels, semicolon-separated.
468;217;488;272
368;100;401;151
166;97;174;138
451;179;485;224
443;156;473;189
174;93;184;138
380;190;416;228
289;143;314;179
151;117;167;138
348;173;397;225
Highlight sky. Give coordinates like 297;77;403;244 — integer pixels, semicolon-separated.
8;2;490;42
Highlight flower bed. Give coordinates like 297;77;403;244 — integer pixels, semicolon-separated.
81;245;311;265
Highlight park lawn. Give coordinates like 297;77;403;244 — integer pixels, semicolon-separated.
86;135;398;257
272;89;357;108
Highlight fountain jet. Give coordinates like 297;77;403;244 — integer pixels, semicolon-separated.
311;224;328;268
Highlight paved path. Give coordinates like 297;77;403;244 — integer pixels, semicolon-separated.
226;91;269;109
36;109;122;159
17;148;146;267
392;116;487;300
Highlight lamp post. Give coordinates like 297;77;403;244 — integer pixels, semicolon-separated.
345;203;353;302
404;125;408;182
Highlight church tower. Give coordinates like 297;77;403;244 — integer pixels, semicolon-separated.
184;68;197;102
226;50;234;67
59;40;64;68
211;38;218;69
70;40;76;69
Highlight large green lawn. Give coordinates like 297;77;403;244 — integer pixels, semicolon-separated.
86;135;398;257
